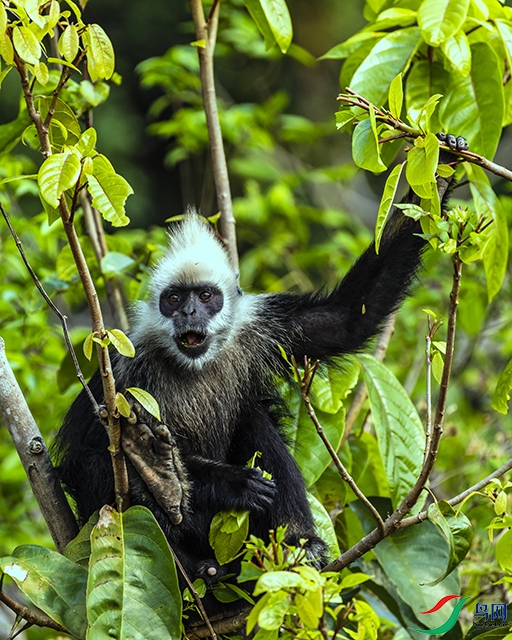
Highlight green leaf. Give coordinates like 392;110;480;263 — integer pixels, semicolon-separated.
358;354;425;511
352;501;461;629
76;127;97;157
469;180;508;301
0;32;14;65
440;31;471;76
0;545;88;638
100;251;135;276
285;357;358;487
495;528;512;572
306;493;340;559
84;23;115;81
58;24;79;63
352;116;387;174
388;72;403;119
209;511;249;565
126;387;161;421
107;329;135;358
350;27;422;107
33;61;49;86
257;0;293;53
37;96;82;150
309;357;360;414
418;0;470;46
405;133;439;200
116;392;131;418
492;357;512;414
0;3;7;36
12;25;41;65
406;61;447;130
375;161;405;253
79;79;110;107
85;170;132;227
432;351;444;383
439;42;504;159
243;0;277;49
38;150;81;207
83;333;94;361
87;506;182;640
426;501;473;585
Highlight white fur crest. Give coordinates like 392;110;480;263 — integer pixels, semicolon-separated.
151;214;237;295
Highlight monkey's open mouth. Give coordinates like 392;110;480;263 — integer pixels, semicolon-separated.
179;331;206;348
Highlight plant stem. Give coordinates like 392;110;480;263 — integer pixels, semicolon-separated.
13;54;130;514
189;0;239;271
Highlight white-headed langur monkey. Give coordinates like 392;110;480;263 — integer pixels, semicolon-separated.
53;137;466;613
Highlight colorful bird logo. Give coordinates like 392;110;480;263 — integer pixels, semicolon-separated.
409;594;471;635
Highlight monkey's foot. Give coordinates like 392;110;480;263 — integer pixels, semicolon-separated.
121;416;187;525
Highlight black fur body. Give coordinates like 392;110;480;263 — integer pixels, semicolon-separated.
54;175;452;591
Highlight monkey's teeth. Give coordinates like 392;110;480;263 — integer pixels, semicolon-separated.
180;332;205;347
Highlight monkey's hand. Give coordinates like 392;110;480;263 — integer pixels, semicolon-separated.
187;457;277;512
240;467;277;512
121;411;187;525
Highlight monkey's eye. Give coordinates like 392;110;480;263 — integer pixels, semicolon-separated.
199;291;212;302
168;293;181;304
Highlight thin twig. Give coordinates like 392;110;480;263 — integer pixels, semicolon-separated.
169;546;218;640
0;202;97;408
398;455;512;529
293;357;385;536
338;88;512;182
424;327;432;461
323;251;463;573
189;0;239;271
0;589;67;634
80;191;129;332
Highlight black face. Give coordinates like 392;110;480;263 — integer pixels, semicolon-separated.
159;284;224;358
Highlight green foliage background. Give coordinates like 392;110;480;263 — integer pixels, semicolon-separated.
1;0;512;638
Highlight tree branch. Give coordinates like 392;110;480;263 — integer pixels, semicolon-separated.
189;0;239;271
293;358;386;536
13;55;130;514
0;338;78;551
0;588;67;634
80;191;129;332
338;88;512;182
324;225;462;573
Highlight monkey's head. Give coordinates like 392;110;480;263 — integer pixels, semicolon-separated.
132;213;242;368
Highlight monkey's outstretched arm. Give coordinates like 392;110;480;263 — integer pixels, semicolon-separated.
265;164;455;363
